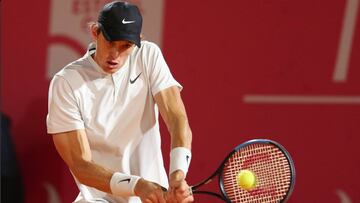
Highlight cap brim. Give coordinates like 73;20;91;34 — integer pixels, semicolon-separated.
100;26;141;48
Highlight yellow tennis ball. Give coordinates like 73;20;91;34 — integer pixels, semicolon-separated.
236;170;256;190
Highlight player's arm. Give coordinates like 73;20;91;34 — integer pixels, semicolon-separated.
52;130;167;202
154;86;194;202
52;129;114;192
154;86;192;149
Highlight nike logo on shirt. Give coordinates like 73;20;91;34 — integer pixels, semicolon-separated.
130;72;142;84
122;18;135;24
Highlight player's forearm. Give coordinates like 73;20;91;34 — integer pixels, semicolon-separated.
70;160;113;193
52;131;114;193
168;114;192;149
167;115;193;202
154;86;192;149
71;160;143;197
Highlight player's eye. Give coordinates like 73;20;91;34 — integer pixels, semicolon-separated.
124;43;133;49
107;41;115;47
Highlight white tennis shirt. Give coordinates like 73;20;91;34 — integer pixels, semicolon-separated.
47;41;182;203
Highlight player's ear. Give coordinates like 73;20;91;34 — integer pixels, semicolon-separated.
89;23;99;40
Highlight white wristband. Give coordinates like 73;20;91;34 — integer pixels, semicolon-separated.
110;172;141;197
169;147;192;176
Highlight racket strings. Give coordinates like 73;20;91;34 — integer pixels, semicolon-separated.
222;144;292;203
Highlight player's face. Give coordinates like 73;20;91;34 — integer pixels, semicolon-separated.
93;31;135;74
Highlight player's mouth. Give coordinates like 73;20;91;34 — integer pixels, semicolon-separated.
106;60;119;68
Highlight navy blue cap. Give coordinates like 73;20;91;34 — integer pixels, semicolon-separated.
98;1;142;47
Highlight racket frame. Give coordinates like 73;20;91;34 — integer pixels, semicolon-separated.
191;139;296;203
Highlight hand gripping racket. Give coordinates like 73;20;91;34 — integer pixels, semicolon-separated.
191;139;296;202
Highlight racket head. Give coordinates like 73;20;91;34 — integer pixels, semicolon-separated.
218;139;296;203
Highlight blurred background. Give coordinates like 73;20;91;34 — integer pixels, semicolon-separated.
1;0;360;202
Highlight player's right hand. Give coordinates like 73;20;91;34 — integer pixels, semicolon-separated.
167;170;194;203
134;178;167;203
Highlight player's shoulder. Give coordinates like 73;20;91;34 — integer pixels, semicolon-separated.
52;57;91;84
57;52;94;75
140;40;159;48
138;40;162;53
55;61;83;77
133;41;164;62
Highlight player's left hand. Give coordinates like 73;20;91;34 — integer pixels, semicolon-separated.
167;170;194;203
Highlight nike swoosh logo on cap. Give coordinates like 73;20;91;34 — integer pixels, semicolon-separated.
122;18;135;24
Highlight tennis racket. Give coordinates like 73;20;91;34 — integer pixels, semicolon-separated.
191;139;296;202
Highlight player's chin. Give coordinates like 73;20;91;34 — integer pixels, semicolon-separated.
103;66;119;74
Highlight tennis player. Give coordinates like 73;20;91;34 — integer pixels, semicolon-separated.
46;1;193;202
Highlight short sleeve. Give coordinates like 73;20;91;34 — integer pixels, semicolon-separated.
46;75;85;134
145;43;182;96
